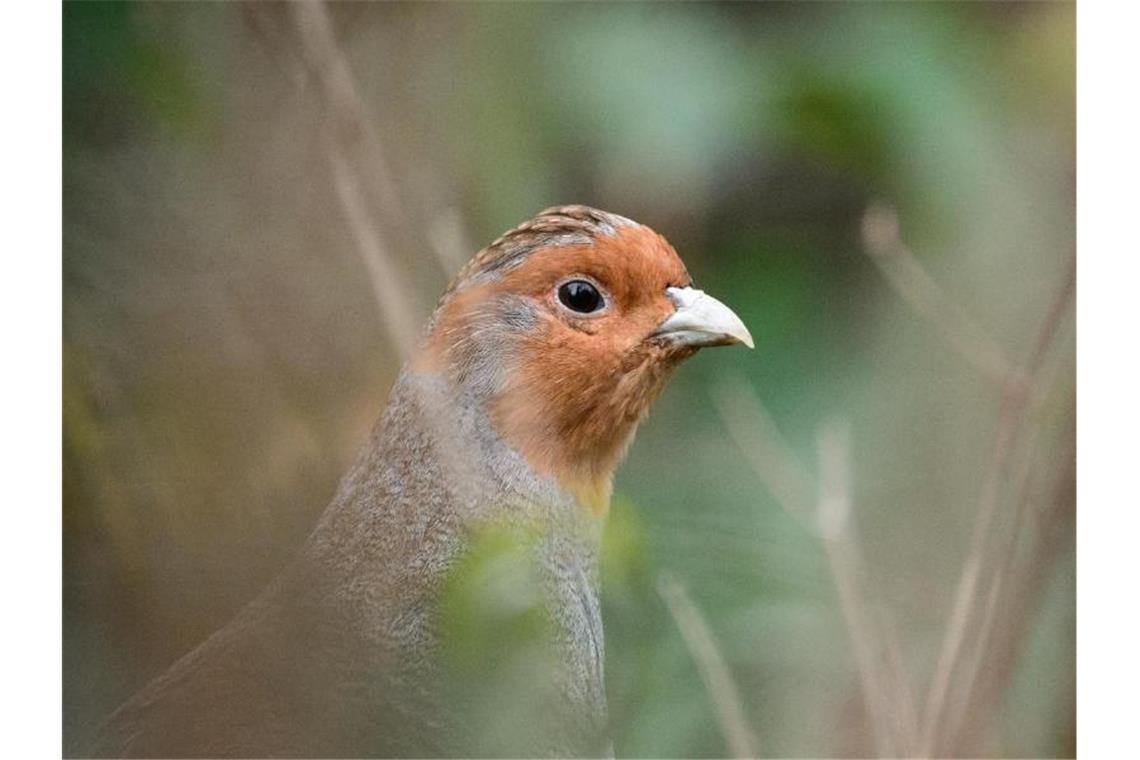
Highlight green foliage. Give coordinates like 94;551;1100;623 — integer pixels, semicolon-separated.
64;2;207;147
436;523;561;756
438;523;553;675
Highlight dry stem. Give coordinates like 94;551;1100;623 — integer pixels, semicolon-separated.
658;573;760;759
289;1;425;358
712;386;915;756
817;420;916;756
711;206;1074;757
918;259;1074;755
861;203;1021;387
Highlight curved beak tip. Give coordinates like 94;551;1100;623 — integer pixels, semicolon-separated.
654;287;755;350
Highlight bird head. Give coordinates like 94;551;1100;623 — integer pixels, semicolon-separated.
415;206;752;514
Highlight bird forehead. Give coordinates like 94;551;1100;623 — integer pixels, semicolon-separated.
497;225;691;301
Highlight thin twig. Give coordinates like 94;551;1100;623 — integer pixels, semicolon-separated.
286;2;489;520
918;260;1075;755
710;376;815;526
861;203;1021;387
861;200;1076;754
327;150;422;356
816;420;912;757
289;1;426;358
658;573;760;759
939;433;1041;753
426;207;476;275
874;601;921;754
712;383;913;756
717;204;1073;757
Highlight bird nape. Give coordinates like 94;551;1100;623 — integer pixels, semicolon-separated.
91;205;753;758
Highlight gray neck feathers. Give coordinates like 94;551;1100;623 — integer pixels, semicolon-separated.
306;360;601;596
298;363;608;753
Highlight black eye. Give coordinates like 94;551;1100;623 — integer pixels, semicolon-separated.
557;280;604;313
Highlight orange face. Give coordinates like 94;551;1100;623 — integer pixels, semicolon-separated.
419;210;751;515
497;223;695;360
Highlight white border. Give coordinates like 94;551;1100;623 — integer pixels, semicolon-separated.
1077;1;1140;757
1;1;1128;755
0;2;62;758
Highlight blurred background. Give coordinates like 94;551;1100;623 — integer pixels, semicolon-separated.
63;2;1074;757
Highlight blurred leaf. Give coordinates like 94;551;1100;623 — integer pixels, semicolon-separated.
436;522;561;755
776;79;891;179
64;1;207;147
438;522;552;674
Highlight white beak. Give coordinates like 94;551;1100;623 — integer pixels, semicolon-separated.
652;287;754;349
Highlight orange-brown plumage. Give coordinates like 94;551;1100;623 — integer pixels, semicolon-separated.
492;227;695;511
424;220;699;514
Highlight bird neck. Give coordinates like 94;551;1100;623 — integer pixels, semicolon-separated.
487;341;686;518
408;331;626;519
326;368;606;542
297;367;609;752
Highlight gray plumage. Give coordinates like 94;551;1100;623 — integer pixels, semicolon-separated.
92;366;609;757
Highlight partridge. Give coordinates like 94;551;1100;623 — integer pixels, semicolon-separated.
92;206;753;757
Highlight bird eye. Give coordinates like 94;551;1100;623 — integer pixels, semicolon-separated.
557;280;604;314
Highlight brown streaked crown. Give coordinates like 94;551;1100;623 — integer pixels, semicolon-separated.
440;206;640;302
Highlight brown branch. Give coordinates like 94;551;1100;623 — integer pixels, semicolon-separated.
717;202;1073;757
288;1;426;359
426;207;476;276
817;421;916;757
874;601;921;755
919;259;1075;755
861;203;1021;387
712;384;915;756
721;215;1074;756
658;573;760;759
860;202;1076;755
286;2;490;515
710;376;815;526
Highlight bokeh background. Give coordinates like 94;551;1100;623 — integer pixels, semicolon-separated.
63;2;1075;757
